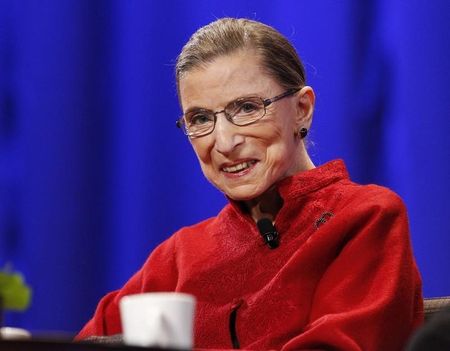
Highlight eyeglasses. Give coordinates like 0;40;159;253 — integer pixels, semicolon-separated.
176;88;300;138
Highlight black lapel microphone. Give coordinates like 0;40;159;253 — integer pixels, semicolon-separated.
256;218;279;249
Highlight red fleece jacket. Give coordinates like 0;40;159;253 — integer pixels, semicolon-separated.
77;160;423;350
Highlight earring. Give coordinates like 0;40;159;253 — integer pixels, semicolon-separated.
299;128;308;139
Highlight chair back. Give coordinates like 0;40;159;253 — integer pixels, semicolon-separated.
423;296;450;322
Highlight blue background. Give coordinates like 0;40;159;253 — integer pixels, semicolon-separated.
0;0;449;335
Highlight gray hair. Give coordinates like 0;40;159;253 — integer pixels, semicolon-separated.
175;18;306;94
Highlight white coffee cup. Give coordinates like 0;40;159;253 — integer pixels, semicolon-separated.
0;327;31;339
119;292;196;349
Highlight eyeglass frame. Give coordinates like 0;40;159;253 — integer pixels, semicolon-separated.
176;87;301;138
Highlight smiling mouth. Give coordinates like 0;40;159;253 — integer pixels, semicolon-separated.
222;160;257;173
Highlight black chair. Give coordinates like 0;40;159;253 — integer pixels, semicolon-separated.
423;296;450;322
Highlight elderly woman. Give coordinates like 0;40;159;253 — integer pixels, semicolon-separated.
77;18;423;350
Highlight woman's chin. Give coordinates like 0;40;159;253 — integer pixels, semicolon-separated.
221;185;265;202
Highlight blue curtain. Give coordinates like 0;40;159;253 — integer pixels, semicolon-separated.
0;0;449;334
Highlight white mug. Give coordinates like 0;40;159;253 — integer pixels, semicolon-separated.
119;292;196;349
0;327;31;339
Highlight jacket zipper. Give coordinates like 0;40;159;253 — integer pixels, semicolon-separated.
229;300;242;349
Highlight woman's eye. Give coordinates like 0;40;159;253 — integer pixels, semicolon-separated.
238;101;259;114
190;113;212;125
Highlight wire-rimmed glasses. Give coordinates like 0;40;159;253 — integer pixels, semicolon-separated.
176;88;300;138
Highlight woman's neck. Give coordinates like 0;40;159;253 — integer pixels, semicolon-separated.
243;187;284;223
243;149;315;222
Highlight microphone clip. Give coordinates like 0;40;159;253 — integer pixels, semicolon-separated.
256;218;279;249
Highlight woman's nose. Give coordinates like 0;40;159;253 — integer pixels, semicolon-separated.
213;113;244;155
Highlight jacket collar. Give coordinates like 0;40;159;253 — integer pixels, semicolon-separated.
227;159;349;217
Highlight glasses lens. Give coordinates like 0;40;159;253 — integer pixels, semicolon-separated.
227;97;265;126
184;110;215;137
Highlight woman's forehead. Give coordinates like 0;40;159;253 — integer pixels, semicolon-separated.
179;51;279;110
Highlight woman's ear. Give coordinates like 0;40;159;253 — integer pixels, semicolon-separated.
294;86;315;130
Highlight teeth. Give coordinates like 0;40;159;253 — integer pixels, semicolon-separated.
222;161;256;173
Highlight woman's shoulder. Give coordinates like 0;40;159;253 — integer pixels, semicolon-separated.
336;179;407;215
169;204;232;240
174;216;218;236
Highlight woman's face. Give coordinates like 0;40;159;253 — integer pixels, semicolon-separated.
179;49;313;201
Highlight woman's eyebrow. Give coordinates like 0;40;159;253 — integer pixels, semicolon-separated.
184;106;212;114
184;93;264;114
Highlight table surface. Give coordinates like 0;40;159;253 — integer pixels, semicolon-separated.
0;338;184;351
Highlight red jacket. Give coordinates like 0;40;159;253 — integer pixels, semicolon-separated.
77;160;423;350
